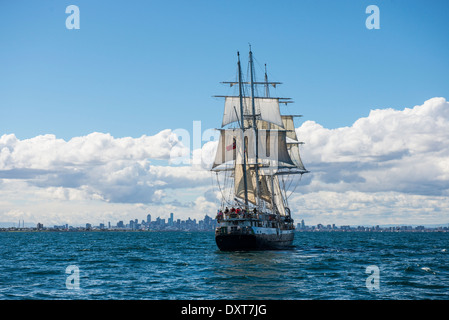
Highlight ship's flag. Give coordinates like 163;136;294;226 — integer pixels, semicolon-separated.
226;138;236;151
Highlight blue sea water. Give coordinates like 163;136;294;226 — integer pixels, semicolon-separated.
0;231;448;300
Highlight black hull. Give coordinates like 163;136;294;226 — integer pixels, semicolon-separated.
215;232;294;251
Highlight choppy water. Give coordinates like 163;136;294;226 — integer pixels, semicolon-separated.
0;231;448;300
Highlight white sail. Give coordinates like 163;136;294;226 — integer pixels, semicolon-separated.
222;97;284;128
287;143;306;171
234;165;271;206
211;129;239;169
283;116;307;171
211;129;295;170
235;171;286;215
258;115;307;172
266;175;286;216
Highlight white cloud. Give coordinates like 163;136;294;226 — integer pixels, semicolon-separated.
296;97;449;196
0;130;186;170
288;190;449;226
1;97;448;226
0;130;214;224
0;178;216;226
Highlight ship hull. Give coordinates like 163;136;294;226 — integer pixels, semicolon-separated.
215;228;295;251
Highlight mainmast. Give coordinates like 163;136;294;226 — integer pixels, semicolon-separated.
264;63;277;215
249;47;261;209
237;51;249;209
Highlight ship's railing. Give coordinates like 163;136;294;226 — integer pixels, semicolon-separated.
215;212;278;222
215;225;254;236
217;213;258;220
215;212;295;231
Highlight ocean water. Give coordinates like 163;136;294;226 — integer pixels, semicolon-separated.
0;231;448;300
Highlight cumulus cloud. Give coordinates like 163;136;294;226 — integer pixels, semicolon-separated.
297;97;449;196
1;97;448;225
0;130;186;170
0;130;211;206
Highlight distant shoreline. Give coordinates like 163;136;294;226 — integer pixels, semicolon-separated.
0;228;212;233
1;227;448;233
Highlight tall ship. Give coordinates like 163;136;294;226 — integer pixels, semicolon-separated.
212;48;309;251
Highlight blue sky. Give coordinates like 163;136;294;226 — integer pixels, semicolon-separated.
1;0;448;140
1;0;449;226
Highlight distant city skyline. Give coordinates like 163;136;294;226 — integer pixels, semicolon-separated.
2;213;449;232
2;217;448;233
1;212;217;231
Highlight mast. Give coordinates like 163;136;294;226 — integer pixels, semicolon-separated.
264;64;270;98
249;47;261;208
264;63;277;215
237;52;249;209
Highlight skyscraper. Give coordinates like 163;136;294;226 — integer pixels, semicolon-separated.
147;213;151;224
